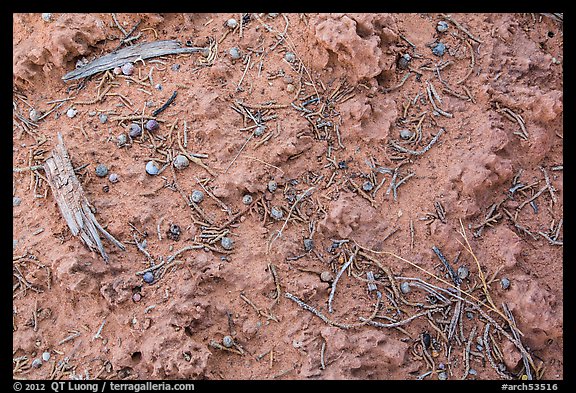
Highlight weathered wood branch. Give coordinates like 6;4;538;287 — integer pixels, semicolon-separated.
62;40;206;81
43;133;125;262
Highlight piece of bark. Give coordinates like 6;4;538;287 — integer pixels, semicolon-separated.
62;40;206;81
43;133;125;262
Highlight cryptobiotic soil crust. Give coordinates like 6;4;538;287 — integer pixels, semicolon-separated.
13;13;563;380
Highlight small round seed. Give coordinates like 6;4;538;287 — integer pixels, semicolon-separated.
226;18;238;29
145;119;159;132
229;47;241;60
432;42;446;57
108;173;119;183
242;194;253;205
117;133;127;147
501;277;510;290
66;108;77;118
254;125;266;136
222;335;234;348
437;21;449;33
145;161;160;176
143;272;154;284
399;129;413;140
121;62;134;76
400;282;411;294
362;181;374;192
270;206;283;220
191;190;204;203
173;154;190;170
303;238;314;252
267;180;278;193
95;164;108;178
128;123;142;138
457;266;469;280
284;51;296;63
221;237;234;250
320;271;334;283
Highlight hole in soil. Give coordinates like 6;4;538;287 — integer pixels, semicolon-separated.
131;352;142;363
184;326;193;337
548;31;555;38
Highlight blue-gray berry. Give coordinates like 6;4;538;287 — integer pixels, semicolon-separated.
42;352;51;362
271;206;283;220
362;181;374;192
221;237;234;250
254;125;266;136
437;21;449;32
268;180;278;193
242;194;253;205
117;133;128;147
99;113;108;124
13;196;21;207
128;123;142;138
173;154;189;170
143;272;154;284
191;190;204;203
303;238;314;252
109;173;119;183
400;129;413;140
432;42;446;57
32;358;42;368
95;164;108;177
284;51;296;63
145;161;160;175
229;47;241;60
222;335;234;348
121;63;134;76
145;119;159;132
500;277;510;290
400;282;411;294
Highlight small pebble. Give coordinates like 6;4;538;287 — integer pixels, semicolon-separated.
221;237;234;250
399;129;413;140
155;83;162;90
171;63;181;71
173;154;190;170
469;369;477;376
283;75;294;84
42;352;51;362
268;13;279;18
108;173;119;183
438;371;447;380
146;101;155;108
267;180;278;193
432;42;446;57
113;66;122;75
284;51;296;63
145;160;160;175
32;358;42;368
229;47;241;60
121;62;134;76
145;119;159;132
286;83;295;93
362;181;374;192
117;133;127;147
29;108;41;122
457;266;469;280
270;206;283;220
41;13;52;22
320;271;334;283
397;53;412;70
99;113;108;124
226;18;238;29
222;335;234;348
143;272;154;284
303;238;314;252
254;125;266;136
66;108;77;118
242;194;253;205
95;164;108;178
191;190;204;203
88;111;97;117
128;123;142;138
13;196;21;207
400;282;411;294
132;293;141;302
437;21;449;32
501;277;510;290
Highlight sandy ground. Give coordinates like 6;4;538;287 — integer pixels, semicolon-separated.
13;13;563;380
